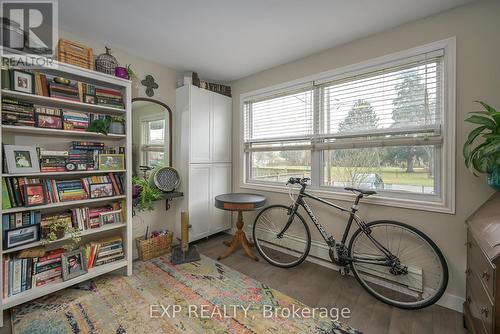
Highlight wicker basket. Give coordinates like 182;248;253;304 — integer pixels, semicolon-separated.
136;232;173;261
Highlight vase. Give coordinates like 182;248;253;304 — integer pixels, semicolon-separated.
487;165;500;191
115;66;129;79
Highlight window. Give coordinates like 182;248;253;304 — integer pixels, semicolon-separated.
242;39;455;213
141;118;165;167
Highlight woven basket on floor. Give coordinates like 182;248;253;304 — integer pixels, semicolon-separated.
136;232;173;261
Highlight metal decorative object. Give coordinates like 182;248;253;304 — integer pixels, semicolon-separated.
141;75;158;97
149;166;180;192
95;47;118;75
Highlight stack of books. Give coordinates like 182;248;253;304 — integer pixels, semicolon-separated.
2;248;64;297
48;81;80;102
1;98;35;126
63;111;89;131
68;141;104;170
85;236;123;268
33;249;64;287
39;149;68;173
95;88;124;109
71;202;122;230
46;179;88;202
2;211;41;230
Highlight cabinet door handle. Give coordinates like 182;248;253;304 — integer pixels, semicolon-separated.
482;271;490;281
465;268;471;276
480;306;488;318
467;297;471;304
464;241;472;248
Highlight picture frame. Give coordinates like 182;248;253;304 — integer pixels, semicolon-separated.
61;248;87;281
3;224;40;249
98;154;125;171
89;183;114;198
99;209;122;226
11;70;34;94
35;114;63;129
3;145;41;174
84;94;96;104
24;183;47;207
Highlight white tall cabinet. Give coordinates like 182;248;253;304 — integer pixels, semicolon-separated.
175;85;232;242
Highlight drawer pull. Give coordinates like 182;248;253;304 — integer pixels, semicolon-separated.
480;306;488;318
481;271;490;281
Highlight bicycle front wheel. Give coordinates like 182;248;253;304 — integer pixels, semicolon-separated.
253;205;311;268
348;220;448;309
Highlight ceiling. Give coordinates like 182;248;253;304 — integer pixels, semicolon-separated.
59;0;473;82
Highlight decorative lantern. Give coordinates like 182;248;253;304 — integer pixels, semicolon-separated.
95;47;118;75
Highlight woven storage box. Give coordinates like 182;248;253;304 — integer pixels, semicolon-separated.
136;232;173;261
57;39;94;70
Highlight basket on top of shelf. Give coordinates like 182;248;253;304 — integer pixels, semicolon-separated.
135;231;173;261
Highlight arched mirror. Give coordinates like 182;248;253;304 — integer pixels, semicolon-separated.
132;98;172;176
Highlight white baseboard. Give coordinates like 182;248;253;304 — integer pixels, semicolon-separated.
224;228;464;313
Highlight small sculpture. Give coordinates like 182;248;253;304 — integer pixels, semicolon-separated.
141;75;158;97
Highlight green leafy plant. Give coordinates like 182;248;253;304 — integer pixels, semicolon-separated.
463;101;500;176
126;64;137;80
87;116;112;135
41;221;81;251
132;176;163;211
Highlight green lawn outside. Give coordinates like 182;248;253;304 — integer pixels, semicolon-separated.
253;166;434;186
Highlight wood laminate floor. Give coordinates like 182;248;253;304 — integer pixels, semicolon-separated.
195;233;468;334
0;233;467;334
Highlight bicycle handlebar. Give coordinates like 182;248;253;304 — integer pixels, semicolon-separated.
286;177;310;186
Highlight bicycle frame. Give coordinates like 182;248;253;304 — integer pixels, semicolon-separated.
280;186;395;266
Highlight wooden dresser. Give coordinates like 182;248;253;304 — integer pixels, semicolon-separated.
465;193;500;334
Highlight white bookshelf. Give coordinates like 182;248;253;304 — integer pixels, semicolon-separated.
0;59;133;324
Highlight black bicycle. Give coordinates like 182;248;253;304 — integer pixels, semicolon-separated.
252;177;448;309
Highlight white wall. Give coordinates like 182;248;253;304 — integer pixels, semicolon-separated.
59;29;180;256
229;0;500;310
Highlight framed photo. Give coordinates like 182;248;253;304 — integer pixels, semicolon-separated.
99;209;122;226
3;224;40;249
11;70;34;94
61;248;87;281
89;183;114;198
98;154;125;171
3;145;41;174
24;183;47;206
84;94;96;104
35;114;63;129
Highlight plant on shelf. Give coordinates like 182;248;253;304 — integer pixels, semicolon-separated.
126;64;137;81
88;116;112;135
41;221;81;250
132;176;163;211
463;101;500;190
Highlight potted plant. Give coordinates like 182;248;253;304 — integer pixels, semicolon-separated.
463;101;500;190
132;176;163;211
87;116;112;135
41;221;81;250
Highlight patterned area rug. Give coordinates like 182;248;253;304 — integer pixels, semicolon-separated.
11;255;361;334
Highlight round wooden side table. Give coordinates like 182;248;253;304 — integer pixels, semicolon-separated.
214;193;266;261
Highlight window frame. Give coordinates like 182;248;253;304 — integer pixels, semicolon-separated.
239;38;456;214
140;113;167;167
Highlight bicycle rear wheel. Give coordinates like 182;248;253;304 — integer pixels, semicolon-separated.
253;205;311;268
348;220;448;309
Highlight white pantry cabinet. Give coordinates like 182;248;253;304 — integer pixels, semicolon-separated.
175;85;232;241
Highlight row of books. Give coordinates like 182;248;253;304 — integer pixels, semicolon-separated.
3;248;64;297
1;173;125;209
1;98;35;127
63;110;89;131
2;211;41;230
71;202;123;230
2;235;125;297
31;72;125;109
2;177;43;209
85;236;124;269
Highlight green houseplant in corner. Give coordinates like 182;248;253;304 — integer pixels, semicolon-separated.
132;176;163;211
463;101;500;190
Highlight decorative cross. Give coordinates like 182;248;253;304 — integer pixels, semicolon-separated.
141;75;158;97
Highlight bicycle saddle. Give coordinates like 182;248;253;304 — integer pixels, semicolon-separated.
344;187;377;196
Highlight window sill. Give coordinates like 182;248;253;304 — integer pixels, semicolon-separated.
240;181;455;214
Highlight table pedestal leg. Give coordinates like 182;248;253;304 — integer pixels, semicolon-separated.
218;211;258;261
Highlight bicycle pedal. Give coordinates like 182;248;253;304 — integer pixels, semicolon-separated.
339;267;350;276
